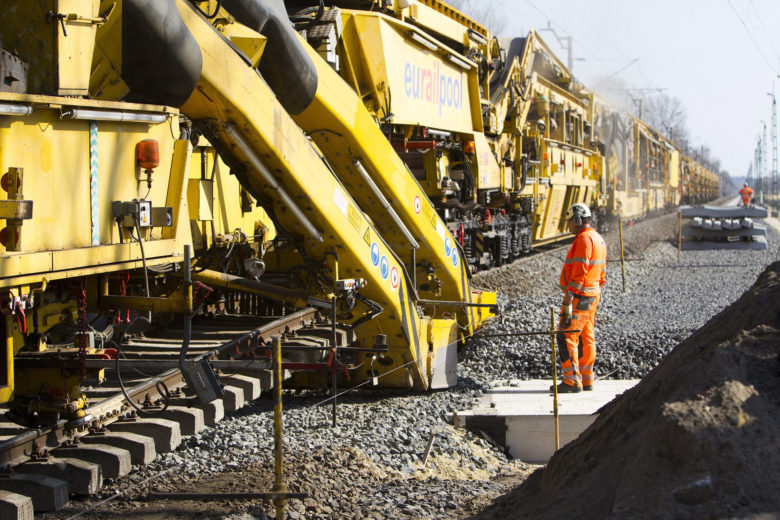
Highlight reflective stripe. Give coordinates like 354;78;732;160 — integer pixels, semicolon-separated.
569;280;583;289
565;257;606;266
580;286;600;294
580;364;593;371
582;375;594;383
563;374;577;381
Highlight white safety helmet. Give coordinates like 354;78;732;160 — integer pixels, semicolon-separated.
744;182;749;187
566;202;591;224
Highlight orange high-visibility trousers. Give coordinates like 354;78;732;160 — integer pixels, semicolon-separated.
557;293;600;388
739;187;753;206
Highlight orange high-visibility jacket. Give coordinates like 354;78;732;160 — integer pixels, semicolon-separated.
559;227;607;296
739;186;753;202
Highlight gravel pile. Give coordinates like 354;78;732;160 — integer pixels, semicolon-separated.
56;213;780;519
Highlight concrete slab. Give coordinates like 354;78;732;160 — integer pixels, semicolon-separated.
53;444;131;480
680;205;768;218
157;406;205;436
221;374;263;402
221;386;244;412
14;458;101;495
199;399;224;426
0;474;67;512
681;235;767;250
79;432;156;466
0;490;33;520
455;379;639;463
108;418;181;453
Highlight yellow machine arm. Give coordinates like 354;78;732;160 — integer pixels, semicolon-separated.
91;0;492;389
295;38;483;335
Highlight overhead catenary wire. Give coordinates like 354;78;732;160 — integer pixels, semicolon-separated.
497;0;615;76
726;0;779;76
749;0;780;65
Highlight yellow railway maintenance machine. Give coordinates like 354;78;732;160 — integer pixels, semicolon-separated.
286;0;605;266
90;0;494;390
593;96;717;221
0;1;194;422
0;0;495;424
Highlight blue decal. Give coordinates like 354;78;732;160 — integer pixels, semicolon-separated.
380;256;389;279
371;242;380;267
451;250;459;268
444;237;451;257
403;61;464;116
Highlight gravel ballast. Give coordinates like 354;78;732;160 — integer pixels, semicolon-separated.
55;214;780;519
474;259;780;519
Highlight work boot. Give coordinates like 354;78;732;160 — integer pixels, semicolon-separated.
550;382;581;394
583;384;593;391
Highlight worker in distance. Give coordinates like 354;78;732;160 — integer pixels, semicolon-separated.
553;203;607;393
739;182;754;207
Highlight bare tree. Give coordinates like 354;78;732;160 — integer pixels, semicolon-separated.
446;0;507;36
641;93;688;145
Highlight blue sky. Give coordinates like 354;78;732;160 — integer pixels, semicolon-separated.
489;0;780;181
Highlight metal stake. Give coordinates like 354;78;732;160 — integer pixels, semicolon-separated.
421;432;436;466
677;210;682;263
619;218;626;293
550;308;560;451
271;336;287;519
331;296;337;428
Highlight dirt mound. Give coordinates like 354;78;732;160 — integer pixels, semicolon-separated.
471;261;780;519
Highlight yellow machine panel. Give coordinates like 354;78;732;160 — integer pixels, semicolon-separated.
1;1;102;96
0;94;189;287
339;11;480;133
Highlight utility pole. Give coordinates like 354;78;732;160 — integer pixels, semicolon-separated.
539;22;573;72
762;122;768;203
771;91;779;196
621;88;665;121
632;96;643;119
754;136;761;198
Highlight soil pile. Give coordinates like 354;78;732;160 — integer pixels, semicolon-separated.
472;260;780;519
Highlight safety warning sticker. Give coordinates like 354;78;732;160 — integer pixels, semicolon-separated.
435;219;446;241
370;242;380;267
390;266;399;289
333;186;348;215
451;249;459;268
414;195;421;214
380;256;389;279
348;204;361;230
444;236;452;257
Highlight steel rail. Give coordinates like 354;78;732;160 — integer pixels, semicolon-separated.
0;308;319;468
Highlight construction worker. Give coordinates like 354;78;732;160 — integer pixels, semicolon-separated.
553;203;607;393
739;182;754;207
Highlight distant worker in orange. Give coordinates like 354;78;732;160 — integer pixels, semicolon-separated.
739;182;754;207
553;203;607;393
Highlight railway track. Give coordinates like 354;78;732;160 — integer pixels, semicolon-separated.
0;308;341;516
